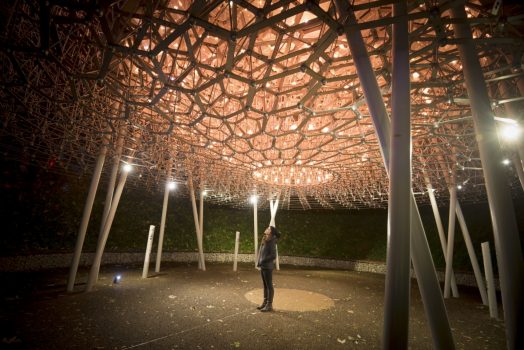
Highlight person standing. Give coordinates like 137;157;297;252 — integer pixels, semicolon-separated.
256;226;280;312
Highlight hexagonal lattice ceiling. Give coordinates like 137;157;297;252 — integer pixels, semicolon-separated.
1;0;523;209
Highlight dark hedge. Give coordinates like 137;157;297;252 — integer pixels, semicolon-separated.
2;163;523;273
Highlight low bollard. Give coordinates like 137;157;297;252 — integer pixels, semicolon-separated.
233;231;240;271
142;225;155;279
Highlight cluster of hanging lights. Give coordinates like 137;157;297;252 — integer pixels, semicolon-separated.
252;165;336;187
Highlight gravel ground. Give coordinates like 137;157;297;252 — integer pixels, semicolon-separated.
0;262;505;349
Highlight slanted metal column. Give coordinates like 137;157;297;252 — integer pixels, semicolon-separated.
423;173;459;297
85;163;130;292
67;133;110;292
383;1;411;348
336;2;454;348
99;125;126;236
444;184;457;298
188;176;205;271
498;81;524;191
155;160;173;273
448;4;524;348
455;203;488;305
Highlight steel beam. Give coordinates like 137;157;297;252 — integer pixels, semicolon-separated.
448;4;524;348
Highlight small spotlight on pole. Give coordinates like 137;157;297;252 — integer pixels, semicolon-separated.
168;182;177;190
123;164;133;172
250;195;258;204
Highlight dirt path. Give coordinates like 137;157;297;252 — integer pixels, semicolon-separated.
0;263;505;349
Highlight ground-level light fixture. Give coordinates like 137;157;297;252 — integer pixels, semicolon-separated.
123;164;133;172
249;195;258;204
113;274;122;283
168;181;177;190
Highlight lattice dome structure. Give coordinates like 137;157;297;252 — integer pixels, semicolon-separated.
1;0;523;209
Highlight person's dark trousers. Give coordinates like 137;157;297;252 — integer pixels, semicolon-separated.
261;268;274;303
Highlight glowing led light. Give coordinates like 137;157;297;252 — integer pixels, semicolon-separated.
123;164;132;172
249;195;258;204
168;182;177;190
412;71;420;79
502;159;511;165
457;185;463;190
499;124;521;141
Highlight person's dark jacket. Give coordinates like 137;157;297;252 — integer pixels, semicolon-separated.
257;236;277;269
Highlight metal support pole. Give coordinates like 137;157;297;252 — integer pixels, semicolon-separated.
99;126;125;236
253;199;258;266
455;202;488;305
143;225;155;278
513;153;524;191
67;134;109;292
423;174;459;297
188;176;205;271
336;2;454;347
233;231;240;272
499;81;524;192
198;187;205;269
383;2;411;347
85;166;129;292
482;242;499;318
448;4;524;347
155;162;172;273
269;199;280;270
444;186;457;299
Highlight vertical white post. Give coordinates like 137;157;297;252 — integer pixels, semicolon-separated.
142;225;156;278
67;134;109;292
444;186;457;298
455;203;488;305
253;198;258;266
481;242;498;319
424;174;459;297
155;162;173;273
275;245;280;270
188;176;205;271
233;231;240;272
85;165;130;292
198;187;205;269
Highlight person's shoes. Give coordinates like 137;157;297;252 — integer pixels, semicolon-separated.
260;303;273;312
256;301;267;310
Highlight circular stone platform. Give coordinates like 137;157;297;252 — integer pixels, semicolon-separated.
244;288;334;312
